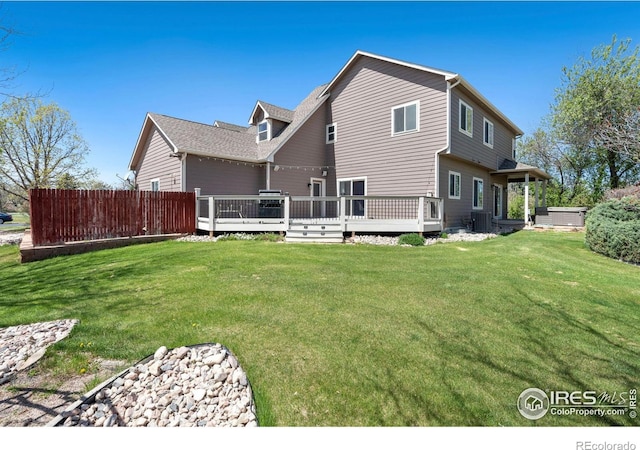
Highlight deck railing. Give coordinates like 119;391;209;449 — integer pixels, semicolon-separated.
196;193;443;234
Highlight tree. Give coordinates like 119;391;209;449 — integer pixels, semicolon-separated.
553;35;640;191
0;97;97;202
517;126;597;206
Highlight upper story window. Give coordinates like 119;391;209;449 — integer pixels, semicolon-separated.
459;100;473;137
326;123;337;144
483;118;494;148
258;121;269;142
392;101;419;136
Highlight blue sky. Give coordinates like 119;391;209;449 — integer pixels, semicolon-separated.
3;1;640;186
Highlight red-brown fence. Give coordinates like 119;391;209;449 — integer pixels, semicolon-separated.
29;189;196;246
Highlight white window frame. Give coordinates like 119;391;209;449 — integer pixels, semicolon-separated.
150;179;160;192
391;100;420;136
326;123;337;144
337;177;367;217
473;177;484;210
257;120;269;142
483;118;494;148
448;171;461;200
459;100;473;137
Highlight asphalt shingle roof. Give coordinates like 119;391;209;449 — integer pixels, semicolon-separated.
147;83;329;163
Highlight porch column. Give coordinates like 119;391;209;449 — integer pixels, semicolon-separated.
542;180;547;207
534;179;539;209
266;162;271;190
524;172;530;226
194;188;201;231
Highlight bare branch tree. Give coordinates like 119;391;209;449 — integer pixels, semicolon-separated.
594;108;640;164
0;97;97;202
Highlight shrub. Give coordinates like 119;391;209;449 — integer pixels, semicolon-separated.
585;197;640;264
398;233;425;246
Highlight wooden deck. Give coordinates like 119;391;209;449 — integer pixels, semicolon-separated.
196;195;443;240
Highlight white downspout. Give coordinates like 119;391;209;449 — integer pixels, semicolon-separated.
433;77;462;198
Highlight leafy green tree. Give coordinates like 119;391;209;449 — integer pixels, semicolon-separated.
0;97;97;201
553;35;640;192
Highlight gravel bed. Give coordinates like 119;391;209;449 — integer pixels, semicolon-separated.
55;344;257;427
0;232;23;246
0;320;78;385
178;231;508;245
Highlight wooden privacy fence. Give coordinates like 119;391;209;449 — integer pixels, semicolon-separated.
29;189;196;246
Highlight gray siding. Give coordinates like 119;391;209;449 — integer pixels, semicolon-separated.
450;87;516;170
329;56;448;196
185;155;264;195
439;156;490;228
135;128;182;192
271;107;334;196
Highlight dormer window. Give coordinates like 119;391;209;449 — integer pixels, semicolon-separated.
258;121;269;142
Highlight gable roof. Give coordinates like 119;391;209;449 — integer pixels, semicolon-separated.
249;100;295;125
129;84;329;170
320;50;523;136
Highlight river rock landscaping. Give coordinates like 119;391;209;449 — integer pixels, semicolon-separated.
55;344;257;427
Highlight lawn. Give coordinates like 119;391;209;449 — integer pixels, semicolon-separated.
0;231;638;426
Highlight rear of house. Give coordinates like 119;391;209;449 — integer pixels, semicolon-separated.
128;50;550;234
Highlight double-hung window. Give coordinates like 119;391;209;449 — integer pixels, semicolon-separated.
483;118;494;148
326;123;337;144
150;179;160;192
448;171;461;199
392;101;419;136
459;100;473;137
473;177;484;210
338;178;366;217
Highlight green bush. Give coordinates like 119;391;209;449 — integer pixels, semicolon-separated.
398;233;425;246
585;197;640;264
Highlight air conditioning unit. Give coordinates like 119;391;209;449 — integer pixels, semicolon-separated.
470;211;492;232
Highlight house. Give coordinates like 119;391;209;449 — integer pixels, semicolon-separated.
128;51;550;235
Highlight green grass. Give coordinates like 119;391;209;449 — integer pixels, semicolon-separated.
0;232;638;426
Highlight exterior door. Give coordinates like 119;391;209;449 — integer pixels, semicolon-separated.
310;178;325;217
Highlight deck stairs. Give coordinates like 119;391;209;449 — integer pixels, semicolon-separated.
285;223;344;243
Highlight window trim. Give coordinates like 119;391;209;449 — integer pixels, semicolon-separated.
337;177;367;217
459;99;473;137
483;117;494;148
150;178;160;192
326;123;337;144
391;100;420;136
473;177;484;210
257;120;269;142
448;171;461;200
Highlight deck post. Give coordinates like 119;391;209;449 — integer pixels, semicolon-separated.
524;172;530;226
194;188;201;232
339;196;346;232
283;196;290;232
418;197;425;233
208;196;215;234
